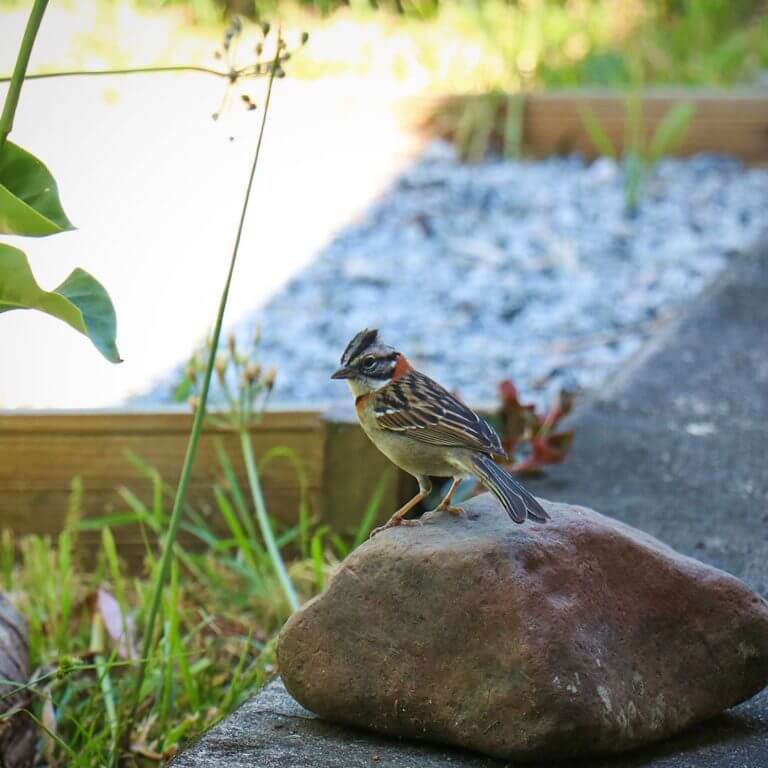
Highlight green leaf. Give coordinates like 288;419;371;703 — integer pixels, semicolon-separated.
622;150;647;213
578;105;616;158
623;90;644;154
0;141;74;236
56;268;121;362
0;243;121;362
649;102;695;163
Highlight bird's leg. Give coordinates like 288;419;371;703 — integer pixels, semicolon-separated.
370;478;431;538
435;477;463;515
369;491;427;538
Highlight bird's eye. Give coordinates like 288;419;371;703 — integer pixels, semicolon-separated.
362;355;376;371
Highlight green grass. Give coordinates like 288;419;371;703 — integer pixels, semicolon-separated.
579;92;695;212
1;452;387;766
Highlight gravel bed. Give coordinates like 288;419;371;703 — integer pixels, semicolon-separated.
142;141;768;407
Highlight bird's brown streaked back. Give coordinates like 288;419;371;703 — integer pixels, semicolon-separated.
373;369;505;458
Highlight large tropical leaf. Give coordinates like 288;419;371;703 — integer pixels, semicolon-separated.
0;141;74;236
0;243;121;362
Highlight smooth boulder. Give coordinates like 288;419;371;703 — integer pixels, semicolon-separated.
278;494;768;762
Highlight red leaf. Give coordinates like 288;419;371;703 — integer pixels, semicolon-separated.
499;379;521;408
530;431;575;464
495;379;575;475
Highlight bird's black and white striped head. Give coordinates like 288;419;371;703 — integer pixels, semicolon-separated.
331;329;399;395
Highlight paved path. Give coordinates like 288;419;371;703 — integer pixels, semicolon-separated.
174;244;768;766
0;73;422;409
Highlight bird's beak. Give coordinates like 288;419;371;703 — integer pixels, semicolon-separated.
331;365;355;380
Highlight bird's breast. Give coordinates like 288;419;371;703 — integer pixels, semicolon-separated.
353;397;463;478
354;393;371;416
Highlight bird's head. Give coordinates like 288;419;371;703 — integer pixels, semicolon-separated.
331;328;405;396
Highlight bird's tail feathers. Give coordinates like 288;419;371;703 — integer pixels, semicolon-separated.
471;454;549;524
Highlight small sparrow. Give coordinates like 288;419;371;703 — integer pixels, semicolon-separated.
331;329;548;536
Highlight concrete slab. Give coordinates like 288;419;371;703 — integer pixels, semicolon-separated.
171;680;504;768
171;680;768;768
173;245;768;766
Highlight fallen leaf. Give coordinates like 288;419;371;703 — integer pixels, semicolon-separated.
97;587;137;660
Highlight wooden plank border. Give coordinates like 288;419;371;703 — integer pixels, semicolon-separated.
413;88;768;163
0;409;401;559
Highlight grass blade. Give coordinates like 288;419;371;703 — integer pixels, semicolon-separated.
258;445;311;558
240;430;299;612
578;104;616;158
649;102;695;162
353;470;394;548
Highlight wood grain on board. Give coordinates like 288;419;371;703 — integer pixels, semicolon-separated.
0;410;399;563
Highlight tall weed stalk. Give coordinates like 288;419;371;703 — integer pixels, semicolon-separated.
124;33;284;751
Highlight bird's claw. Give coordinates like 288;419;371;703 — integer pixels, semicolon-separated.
369;516;423;539
369;524;386;539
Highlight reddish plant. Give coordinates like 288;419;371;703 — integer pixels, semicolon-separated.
495;380;575;476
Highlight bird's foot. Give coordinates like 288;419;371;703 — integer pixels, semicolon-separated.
369;516;423;539
369;523;387;539
435;504;463;516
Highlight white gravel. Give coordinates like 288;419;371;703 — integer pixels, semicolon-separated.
143;141;768;407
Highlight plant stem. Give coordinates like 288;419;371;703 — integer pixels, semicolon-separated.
0;64;272;83
0;60;287;84
239;429;299;611
124;42;281;745
0;0;49;153
0;66;227;83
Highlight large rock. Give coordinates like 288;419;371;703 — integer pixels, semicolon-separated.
278;494;768;763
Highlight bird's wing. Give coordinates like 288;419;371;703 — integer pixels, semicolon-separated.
373;370;505;457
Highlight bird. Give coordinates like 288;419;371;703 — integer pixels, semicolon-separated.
331;328;549;537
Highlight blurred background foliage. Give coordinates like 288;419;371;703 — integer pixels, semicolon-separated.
2;0;768;91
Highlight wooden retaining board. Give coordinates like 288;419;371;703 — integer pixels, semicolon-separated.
416;88;768;162
525;88;768;162
0;410;400;561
